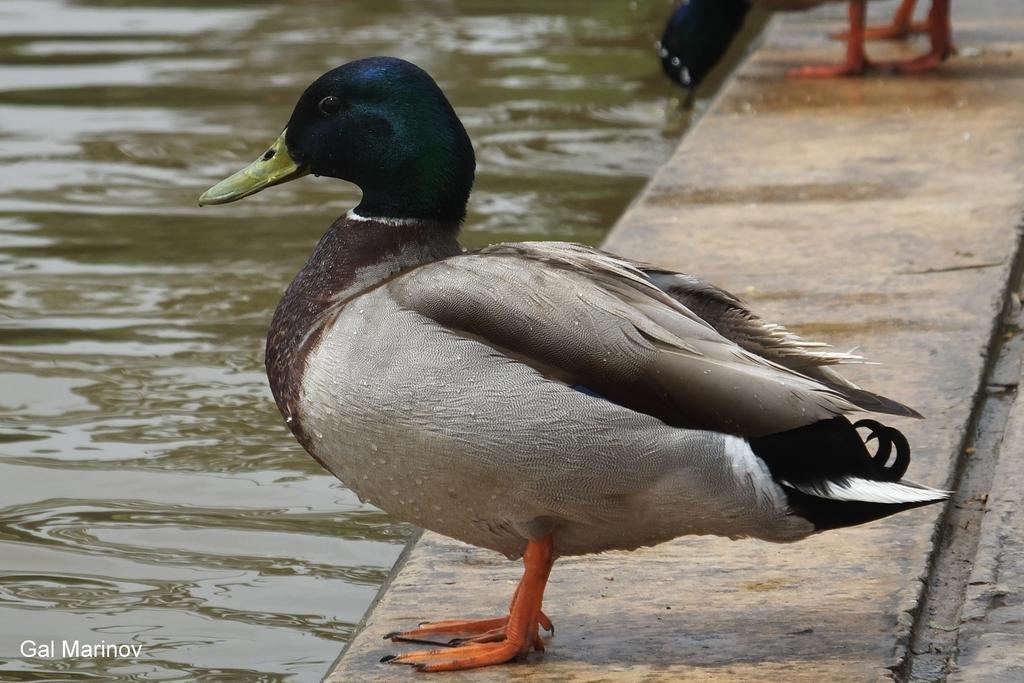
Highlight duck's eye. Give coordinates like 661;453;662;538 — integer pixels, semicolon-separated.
318;96;342;117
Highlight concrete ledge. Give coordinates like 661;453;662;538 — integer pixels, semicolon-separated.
951;384;1024;681
327;3;1024;680
949;298;1024;681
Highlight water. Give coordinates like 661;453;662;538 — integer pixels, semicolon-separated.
0;1;720;680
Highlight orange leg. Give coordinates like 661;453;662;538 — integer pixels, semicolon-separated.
789;1;872;79
384;535;555;672
873;0;953;74
831;0;928;41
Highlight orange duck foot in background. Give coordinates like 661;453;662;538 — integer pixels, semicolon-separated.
873;0;954;73
831;0;928;41
789;1;872;78
791;0;952;79
384;535;555;672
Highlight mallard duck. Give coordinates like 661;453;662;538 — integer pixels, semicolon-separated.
660;0;953;89
199;57;948;672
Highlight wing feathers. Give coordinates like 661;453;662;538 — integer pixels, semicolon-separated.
388;242;919;436
643;270;868;375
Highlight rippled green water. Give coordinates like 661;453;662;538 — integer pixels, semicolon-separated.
0;0;732;680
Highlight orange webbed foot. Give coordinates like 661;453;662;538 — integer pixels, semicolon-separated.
385;611;553;648
787;58;872;79
386;617;508;645
873;49;951;74
383;535;555;672
789;1;870;79
384;641;530;672
447;616;550;652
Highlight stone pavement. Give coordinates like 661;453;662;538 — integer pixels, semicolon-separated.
327;2;1024;680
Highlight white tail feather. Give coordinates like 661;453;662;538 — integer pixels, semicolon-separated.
784;478;950;505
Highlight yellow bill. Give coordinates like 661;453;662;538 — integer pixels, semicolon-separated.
198;130;308;205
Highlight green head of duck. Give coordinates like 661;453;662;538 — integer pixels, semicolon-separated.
201;57;475;224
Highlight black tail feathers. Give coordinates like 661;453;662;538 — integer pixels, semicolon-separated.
852;418;910;481
750;417;948;532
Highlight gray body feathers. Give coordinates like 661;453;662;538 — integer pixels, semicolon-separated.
290;241;943;559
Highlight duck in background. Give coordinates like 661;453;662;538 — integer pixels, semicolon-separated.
659;0;953;90
199;57;948;672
